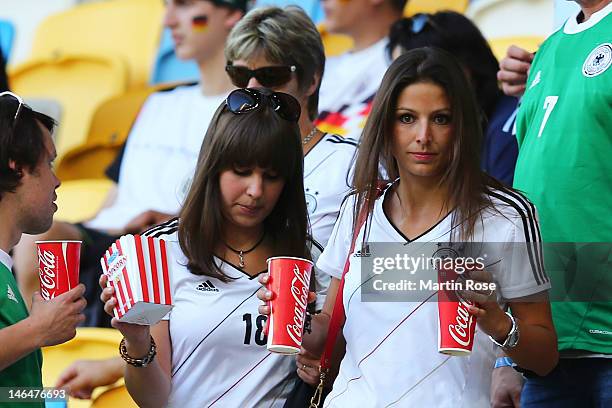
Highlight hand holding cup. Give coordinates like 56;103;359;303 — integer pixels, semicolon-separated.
456;269;509;341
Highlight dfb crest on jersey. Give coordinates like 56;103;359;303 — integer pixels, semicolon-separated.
583;43;612;78
305;188;318;214
431;242;465;264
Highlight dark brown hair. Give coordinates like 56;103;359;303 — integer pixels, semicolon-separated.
178;90;310;281
0;96;56;200
353;47;508;240
388;12;502;121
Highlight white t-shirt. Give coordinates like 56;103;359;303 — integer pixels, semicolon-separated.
305;133;357;308
317;184;551;407
316;39;390;140
146;221;296;408
305;133;357;247
0;249;12;271
86;85;226;231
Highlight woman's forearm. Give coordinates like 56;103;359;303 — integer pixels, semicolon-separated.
500;318;558;376
123;338;172;408
302;277;341;355
487;300;558;376
302;312;331;356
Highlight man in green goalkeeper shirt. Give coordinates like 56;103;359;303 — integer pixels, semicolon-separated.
0;92;86;407
513;0;612;406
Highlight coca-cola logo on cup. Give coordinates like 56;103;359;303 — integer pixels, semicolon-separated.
286;264;309;346
448;298;475;347
38;249;57;299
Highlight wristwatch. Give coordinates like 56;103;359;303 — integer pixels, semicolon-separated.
489;312;520;350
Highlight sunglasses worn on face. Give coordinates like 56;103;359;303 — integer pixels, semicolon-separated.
225;64;297;88
0;91;24;126
226;88;301;122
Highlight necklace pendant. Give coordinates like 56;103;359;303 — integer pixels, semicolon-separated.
238;251;245;268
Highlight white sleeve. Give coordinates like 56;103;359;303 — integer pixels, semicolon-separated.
316;196;356;280
497;204;551;300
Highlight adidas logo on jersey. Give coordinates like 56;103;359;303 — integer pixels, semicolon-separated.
529;70;541;89
196;280;219;293
354;244;371;257
7;284;18;303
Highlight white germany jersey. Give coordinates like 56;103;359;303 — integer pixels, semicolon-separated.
304;133;357;307
305;133;357;248
145;221;296;408
317;184;550;407
316;39;390;140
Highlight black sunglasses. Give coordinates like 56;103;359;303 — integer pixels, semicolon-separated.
409;13;443;34
226;88;301;122
225;63;297;88
0;91;24;126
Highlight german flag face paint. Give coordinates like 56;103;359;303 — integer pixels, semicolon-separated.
192;15;208;33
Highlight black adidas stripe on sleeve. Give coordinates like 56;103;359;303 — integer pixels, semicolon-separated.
142;217;180;238
326;135;359;147
487;189;548;286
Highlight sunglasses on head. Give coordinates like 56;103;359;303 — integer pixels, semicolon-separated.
226;88;301;122
0;91;24;126
409;13;444;35
225;63;297;88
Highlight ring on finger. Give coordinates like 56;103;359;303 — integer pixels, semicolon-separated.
302;364;307;371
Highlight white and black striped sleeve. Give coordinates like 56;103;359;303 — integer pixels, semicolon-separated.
489;190;551;299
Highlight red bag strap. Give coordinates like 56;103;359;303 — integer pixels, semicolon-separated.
320;207;368;371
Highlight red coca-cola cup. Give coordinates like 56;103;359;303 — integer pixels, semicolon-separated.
437;265;476;356
265;256;314;354
36;240;81;300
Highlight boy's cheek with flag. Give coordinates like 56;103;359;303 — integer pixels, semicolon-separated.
192;15;208;33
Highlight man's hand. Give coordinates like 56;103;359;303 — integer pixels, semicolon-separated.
29;284;87;347
123;210;174;235
55;358;124;399
497;45;535;97
491;366;523;407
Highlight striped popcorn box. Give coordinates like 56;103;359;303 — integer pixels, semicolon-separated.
100;234;173;325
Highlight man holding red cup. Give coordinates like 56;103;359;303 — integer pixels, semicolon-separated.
0;92;86;399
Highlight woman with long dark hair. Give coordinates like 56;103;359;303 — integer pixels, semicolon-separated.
259;48;558;407
388;12;520;186
100;88;310;407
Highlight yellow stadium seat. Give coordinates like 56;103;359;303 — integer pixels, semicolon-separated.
9;52;128;158
56;87;156;181
54;179;115;223
318;24;353;58
405;0;469;15
30;0;164;88
91;385;137;408
488;36;545;61
41;328;125;408
466;0;554;40
0;0;78;65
